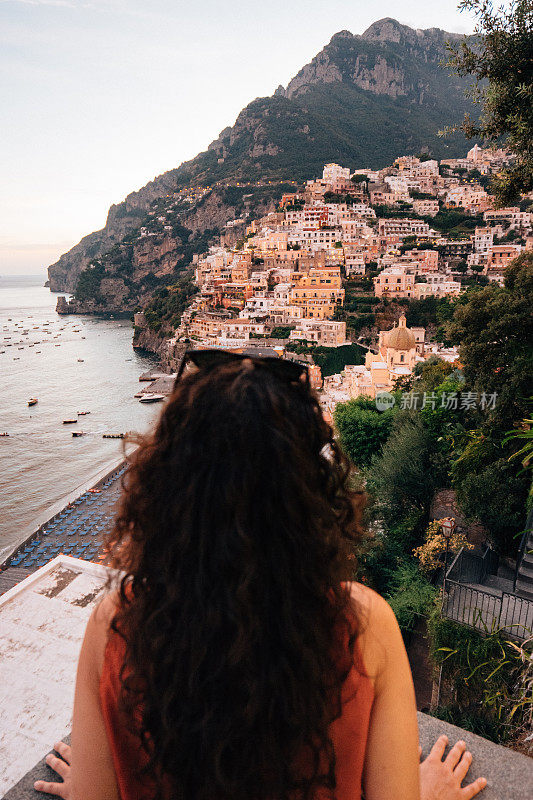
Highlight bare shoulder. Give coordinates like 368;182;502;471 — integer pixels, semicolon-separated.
83;589;121;678
346;581;403;682
347;581;398;630
91;589;121;630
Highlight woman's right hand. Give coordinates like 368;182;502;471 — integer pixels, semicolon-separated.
420;735;488;799
34;741;72;798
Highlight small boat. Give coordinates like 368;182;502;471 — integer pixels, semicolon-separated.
103;433;125;439
139;393;165;403
63;418;78;424
77;411;90;416
28;398;38;407
77;358;84;362
72;431;86;437
0;432;10;437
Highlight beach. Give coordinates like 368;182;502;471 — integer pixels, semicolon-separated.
0;275;160;561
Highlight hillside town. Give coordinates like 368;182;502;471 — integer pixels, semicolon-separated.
133;144;532;414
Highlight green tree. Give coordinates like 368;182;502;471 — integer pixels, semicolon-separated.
447;253;533;428
453;454;530;553
334;399;395;468
367;413;437;542
445;0;533;204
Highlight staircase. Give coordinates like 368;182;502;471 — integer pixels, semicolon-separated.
515;512;533;601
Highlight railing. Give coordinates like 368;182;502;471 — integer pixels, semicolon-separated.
443;580;533;641
446;545;499;585
513;506;533;592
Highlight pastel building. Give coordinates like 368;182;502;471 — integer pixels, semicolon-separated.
346;316;421;398
374;266;416;298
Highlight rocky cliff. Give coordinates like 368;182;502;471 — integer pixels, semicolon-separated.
48;170;181;292
281;20;468;103
56;185;282;313
48;17;477;303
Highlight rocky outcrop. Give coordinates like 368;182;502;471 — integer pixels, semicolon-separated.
133;314;187;371
132;236;186;282
282;18;466;103
48;171;181;292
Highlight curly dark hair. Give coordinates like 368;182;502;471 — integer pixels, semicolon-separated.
106;358;366;800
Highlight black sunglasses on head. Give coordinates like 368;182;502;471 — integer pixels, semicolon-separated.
174;348;309;389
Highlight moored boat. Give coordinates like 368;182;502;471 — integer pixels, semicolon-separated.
63;418;77;424
139;393;165;403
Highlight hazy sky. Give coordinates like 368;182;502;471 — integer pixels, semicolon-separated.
1;0;477;275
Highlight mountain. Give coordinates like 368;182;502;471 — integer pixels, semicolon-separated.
48;18;477;297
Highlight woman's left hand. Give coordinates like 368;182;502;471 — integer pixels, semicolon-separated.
34;741;72;798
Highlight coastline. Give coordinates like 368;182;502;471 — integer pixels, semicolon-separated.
0;445;136;567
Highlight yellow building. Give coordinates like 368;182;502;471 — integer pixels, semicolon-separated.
290;268;344;318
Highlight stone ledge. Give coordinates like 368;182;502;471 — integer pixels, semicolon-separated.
417;712;532;799
3;715;531;800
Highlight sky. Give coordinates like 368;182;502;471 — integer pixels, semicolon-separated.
1;0;478;275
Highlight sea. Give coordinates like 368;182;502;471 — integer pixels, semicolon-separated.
0;274;161;562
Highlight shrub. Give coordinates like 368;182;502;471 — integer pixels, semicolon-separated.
386;561;437;633
334;400;395;468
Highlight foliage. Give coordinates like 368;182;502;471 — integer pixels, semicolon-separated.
428;612;533;744
312;343;365;376
285;342;365;377
445;0;533;205
269;326;293;339
386;560;438;633
448;253;533;428
413;519;473;574
143;272;196;334
453;453;530;554
367;412;437;543
334;399;395;468
503;406;533;504
413;356;455;389
405;296;456;329
75;262;106;303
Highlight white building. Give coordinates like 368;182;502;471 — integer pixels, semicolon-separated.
414;275;462;299
289;319;347;347
473;227;494;254
484;208;532;230
323;163;351;183
412;160;439;177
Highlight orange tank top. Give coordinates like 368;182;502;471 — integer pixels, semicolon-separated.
99;611;375;800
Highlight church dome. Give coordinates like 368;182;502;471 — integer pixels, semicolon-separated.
385;315;416;350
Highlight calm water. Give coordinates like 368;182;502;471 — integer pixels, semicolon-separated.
0;275;160;561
